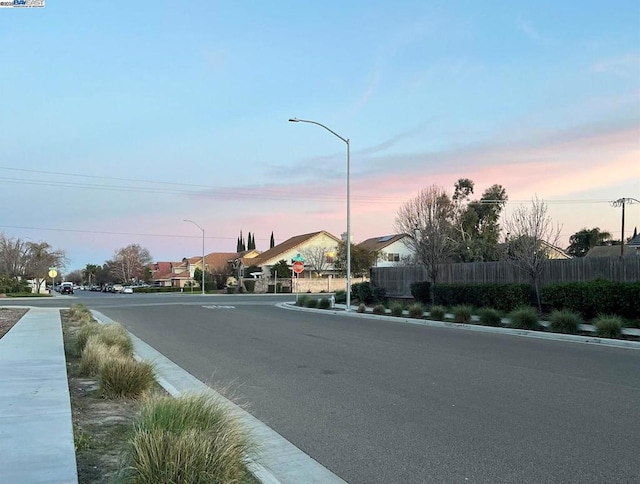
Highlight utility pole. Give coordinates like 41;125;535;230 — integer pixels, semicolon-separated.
610;198;640;256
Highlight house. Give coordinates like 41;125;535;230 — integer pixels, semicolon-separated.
250;230;341;278
586;243;639;258
357;234;415;267
149;261;192;287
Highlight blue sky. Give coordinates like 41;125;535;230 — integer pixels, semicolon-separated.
1;1;638;272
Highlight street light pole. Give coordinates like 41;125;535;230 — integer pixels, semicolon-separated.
289;117;352;311
184;219;205;295
610;198;640;256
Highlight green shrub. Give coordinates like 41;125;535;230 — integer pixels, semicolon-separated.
318;297;331;309
243;280;256;293
408;303;424;319
372;304;386;315
372;286;386;303
548;309;581;334
390;302;404;317
593;315;623;339
410;281;432;304
334;290;347;303
541;280;640;319
508;306;540;330
99;357;155;399
305;298;318;309
357;303;367;313
296;295;310;307
351;282;373;304
452;305;473;323
122;394;253;483
428;305;446;321
226;287;236;294
477;308;502;327
434;283;531;311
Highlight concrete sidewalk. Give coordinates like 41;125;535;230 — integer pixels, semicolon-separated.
0;307;77;484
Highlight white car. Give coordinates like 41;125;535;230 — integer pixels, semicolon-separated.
123;286;134;294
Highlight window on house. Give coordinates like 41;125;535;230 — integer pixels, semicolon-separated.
387;253;400;262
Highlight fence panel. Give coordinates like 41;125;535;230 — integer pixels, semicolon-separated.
372;257;640;296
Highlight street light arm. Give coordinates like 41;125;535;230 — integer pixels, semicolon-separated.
289;118;349;144
183;219;204;232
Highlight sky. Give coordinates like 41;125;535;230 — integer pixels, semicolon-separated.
1;0;638;273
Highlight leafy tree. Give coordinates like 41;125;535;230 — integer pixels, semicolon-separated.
83;264;100;285
394;184;456;284
109;244;153;283
504;197;562;311
65;270;83;284
270;231;275;249
451;179;508;262
333;241;378;277
271;259;291;279
566;228;612;257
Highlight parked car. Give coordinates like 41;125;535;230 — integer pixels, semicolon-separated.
123;286;133;294
112;284;124;293
60;282;74;295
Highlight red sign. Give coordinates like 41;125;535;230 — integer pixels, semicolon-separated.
292;261;304;274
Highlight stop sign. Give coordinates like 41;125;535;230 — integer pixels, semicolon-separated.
292;261;304;274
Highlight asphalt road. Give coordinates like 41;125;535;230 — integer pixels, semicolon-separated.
8;292;640;483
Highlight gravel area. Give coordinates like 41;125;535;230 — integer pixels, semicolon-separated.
0;307;28;339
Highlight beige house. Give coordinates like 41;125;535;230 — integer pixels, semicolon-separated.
250;230;341;278
357;234;415;267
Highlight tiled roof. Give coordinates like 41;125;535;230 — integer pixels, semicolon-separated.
628;234;640;247
204;252;239;271
357;234;408;253
586;245;636;257
251;231;340;266
153;269;191;280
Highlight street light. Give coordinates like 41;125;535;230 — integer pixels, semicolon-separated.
184;219;205;295
289;117;352;311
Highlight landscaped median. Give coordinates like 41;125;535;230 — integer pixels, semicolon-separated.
63;304;257;483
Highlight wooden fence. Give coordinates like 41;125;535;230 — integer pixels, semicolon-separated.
371;257;640;296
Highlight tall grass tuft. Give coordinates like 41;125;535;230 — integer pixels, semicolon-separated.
452;305;473;324
68;304;93;324
477;308;502;327
99;357;155;399
95;323;134;357
357;303;367;313
593;315;623;339
372;304;386;315
408;303;424;319
76;323;101;354
428;305;446;321
549;309;581;334
508;306;540;330
79;337;123;377
390;302;404;317
120;395;254;483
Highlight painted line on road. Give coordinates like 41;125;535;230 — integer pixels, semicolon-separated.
202;305;236;309
91;310;346;484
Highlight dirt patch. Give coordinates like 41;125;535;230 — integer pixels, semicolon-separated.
0;307;28;339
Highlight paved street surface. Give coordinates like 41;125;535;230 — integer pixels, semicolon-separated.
8;292;640;483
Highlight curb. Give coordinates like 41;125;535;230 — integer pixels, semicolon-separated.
279;303;640;350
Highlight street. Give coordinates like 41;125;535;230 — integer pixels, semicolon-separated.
7;292;640;483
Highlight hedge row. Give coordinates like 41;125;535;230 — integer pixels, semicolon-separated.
407;280;640;319
411;282;531;311
540;280;640;319
351;282;385;304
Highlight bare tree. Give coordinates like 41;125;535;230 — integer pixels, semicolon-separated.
110;244;153;282
0;234;29;279
394;185;456;285
504;197;562;311
300;245;336;276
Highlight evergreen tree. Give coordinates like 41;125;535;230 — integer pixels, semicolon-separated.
248;232;256;250
270;231;275;249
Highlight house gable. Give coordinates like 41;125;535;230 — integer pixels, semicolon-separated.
251;230;341;267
